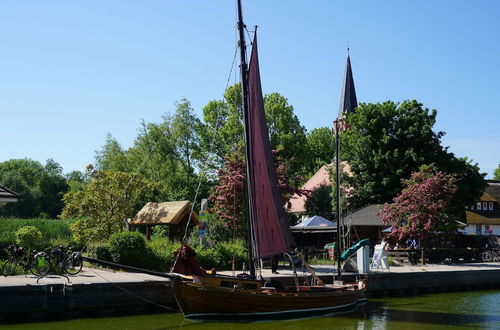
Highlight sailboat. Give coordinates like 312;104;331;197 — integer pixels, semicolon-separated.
171;0;367;320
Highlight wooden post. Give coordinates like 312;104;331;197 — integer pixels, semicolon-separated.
146;225;151;241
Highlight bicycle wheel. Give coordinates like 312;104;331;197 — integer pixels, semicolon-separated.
64;256;83;275
30;254;50;276
2;260;15;276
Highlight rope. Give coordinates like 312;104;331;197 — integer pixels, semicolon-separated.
87;267;179;312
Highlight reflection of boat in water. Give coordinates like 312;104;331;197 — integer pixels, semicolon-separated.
171;0;367;320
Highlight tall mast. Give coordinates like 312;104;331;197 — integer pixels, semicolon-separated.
237;0;257;277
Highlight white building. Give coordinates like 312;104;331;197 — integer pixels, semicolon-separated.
0;184;19;206
462;180;500;236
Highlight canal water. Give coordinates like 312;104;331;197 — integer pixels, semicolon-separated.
1;290;499;329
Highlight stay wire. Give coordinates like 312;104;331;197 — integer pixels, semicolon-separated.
87;267;179;312
171;43;239;274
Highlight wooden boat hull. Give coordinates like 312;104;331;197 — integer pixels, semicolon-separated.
172;275;367;320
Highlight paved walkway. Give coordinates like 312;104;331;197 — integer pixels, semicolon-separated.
2;262;500;287
0;267;169;287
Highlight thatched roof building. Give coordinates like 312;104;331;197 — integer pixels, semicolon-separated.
131;200;198;240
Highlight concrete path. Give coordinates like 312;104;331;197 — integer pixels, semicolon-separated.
2;262;500;287
0;267;169;287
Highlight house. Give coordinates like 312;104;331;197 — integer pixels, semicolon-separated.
462;180;500;236
0;184;20;206
342;204;388;245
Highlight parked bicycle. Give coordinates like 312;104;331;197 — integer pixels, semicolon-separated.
2;244;49;276
42;245;83;276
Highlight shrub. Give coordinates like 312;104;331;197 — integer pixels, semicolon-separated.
147;239;181;271
88;243;113;263
108;231;150;268
15;226;43;249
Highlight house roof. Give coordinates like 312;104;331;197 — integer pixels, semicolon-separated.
287;162;351;214
293;215;336;227
0;184;20;202
130;200;199;225
466;180;500;225
342;204;386;227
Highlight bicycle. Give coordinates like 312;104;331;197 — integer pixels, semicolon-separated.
2;244;49;276
43;246;83;276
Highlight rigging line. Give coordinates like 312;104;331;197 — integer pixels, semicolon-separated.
173;42;239;272
86;267;179;312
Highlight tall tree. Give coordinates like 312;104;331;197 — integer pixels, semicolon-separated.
304;127;335;176
341;100;486;217
62;170;160;243
0;159;68;218
494;164;500;180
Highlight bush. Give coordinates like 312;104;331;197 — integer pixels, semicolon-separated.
15;226;43;249
148;239;181;271
108;231;151;268
88;243;113;263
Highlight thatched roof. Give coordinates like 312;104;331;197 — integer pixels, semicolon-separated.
130;200;199;225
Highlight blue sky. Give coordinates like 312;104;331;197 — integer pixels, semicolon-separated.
1;1;499;177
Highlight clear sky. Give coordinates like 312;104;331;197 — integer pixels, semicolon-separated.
1;1;499;177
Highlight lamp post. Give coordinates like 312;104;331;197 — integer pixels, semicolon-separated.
333;119;342;282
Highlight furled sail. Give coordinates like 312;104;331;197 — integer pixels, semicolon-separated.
246;32;296;259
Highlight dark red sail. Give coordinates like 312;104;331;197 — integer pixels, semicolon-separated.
247;33;296;259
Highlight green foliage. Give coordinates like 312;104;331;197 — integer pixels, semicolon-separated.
494;164;500;180
264;93;308;177
147;239;182;271
342;100;486;216
0;158;68;218
305;184;335;220
304;127;335;176
108;231;150;267
62;170;160;243
15;226;43;250
0;218;74;254
88;243;113;263
195;240;247;270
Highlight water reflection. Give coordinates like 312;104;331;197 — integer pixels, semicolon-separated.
1;290;499;330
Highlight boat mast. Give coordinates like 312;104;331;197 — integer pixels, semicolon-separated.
334;120;342;281
237;0;257;277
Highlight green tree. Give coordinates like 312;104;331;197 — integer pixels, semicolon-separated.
494;164;500;180
62;170;160;243
0;158;68;218
304;127;335;176
95;134;130;172
304;184;335;220
342;100;486;218
264;93;308;177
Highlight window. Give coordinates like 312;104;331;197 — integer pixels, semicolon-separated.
477;202;482;210
476;225;482;235
483;202;488;210
489;202;494;211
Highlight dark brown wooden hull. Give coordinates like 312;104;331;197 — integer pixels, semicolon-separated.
172;275;367;320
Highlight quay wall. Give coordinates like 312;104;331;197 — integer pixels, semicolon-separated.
0;281;174;321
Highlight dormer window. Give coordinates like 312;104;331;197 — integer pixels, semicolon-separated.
489;202;494;211
477;202;482;210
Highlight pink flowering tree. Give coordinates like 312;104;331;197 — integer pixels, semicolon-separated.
210;149;309;239
379;165;457;264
